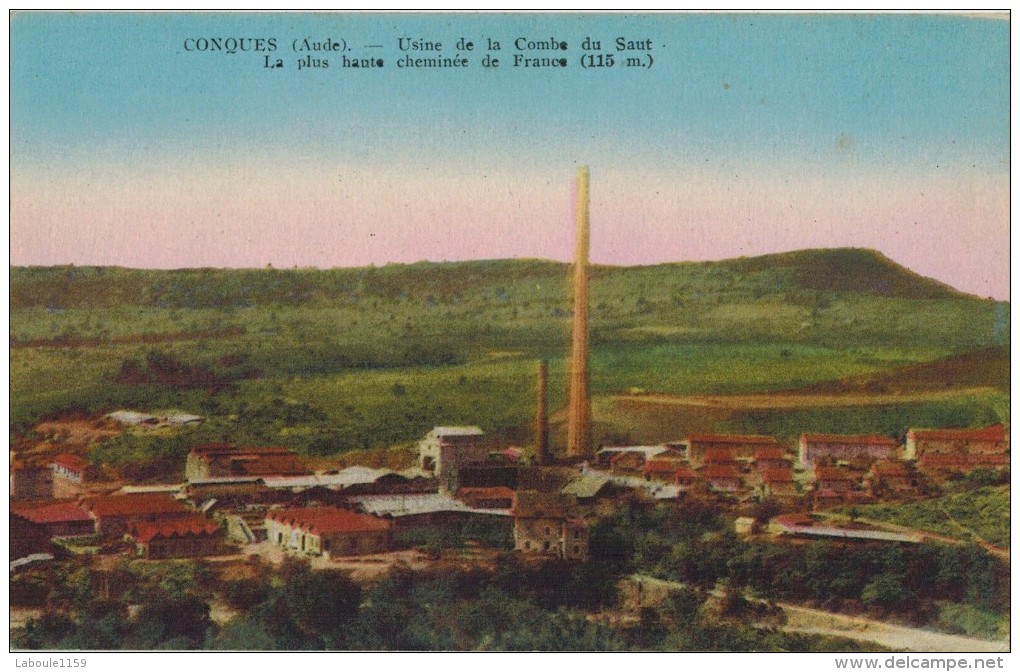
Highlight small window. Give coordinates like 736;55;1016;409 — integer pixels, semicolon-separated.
543;541;551;551
544;526;551;536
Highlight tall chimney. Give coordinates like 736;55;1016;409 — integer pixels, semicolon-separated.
566;166;592;459
536;359;549;464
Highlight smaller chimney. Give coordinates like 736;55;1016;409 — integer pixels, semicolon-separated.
536;359;549;464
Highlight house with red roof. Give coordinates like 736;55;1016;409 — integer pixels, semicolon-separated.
185;443;310;481
916;452;1009;477
798;433;901;469
455;487;515;509
753;446;792;471
813;466;860;493
129;515;224;560
51;454;99;498
702;447;739;466
701;465;743;493
265;507;392;558
685;434;781;466
642;458;687;483
10;500;96;538
865;460;921;498
760;467;798;498
905;424;1007;460
80;493;195;537
672;466;701;490
609;450;648;477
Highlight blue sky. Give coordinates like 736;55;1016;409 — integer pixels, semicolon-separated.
9;12;1011;298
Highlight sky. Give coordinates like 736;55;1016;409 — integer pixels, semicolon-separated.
9;12;1010;299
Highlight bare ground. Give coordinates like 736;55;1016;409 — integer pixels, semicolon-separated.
779;602;1008;653
614;386;1001;410
630;575;1008;653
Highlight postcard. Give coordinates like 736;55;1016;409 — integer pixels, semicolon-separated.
8;11;1011;663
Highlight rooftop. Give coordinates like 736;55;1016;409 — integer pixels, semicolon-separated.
909;425;1006;442
643;458;686;474
351;493;510;518
456;486;515;500
814;467;858;482
261;467;397;489
703;447;738;463
81;493;192;517
511;491;578;519
761;467;795;483
918;453;1009;467
800;433;899;446
598;445;670;459
132;515;221;543
561;474;612;499
267;507;391;535
702;465;741;479
687;433;778;445
52;454;89;471
754;446;789;461
12;500;92;525
430;426;484;437
870;460;910;476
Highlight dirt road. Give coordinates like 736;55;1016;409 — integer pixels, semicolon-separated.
615;387;1001;410
630;575;1008;653
779;602;1007;653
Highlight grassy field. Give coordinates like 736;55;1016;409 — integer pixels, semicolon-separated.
845;486;1010;548
9;249;1010;476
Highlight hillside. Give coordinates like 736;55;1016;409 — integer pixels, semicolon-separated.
9;248;1010;472
5;248;978;310
721;248;965;299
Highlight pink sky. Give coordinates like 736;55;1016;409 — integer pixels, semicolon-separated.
10;162;1010;300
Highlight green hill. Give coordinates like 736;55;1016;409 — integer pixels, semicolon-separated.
9;248;1010;471
722;248;964;299
5;248;973;310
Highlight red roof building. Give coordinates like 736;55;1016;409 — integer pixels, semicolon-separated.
760;467;798;498
52;454;90;473
81;493;194;537
185;444;310;481
686;433;781;466
10;500;95;537
456;486;515;509
672;467;701;488
265;507;392;557
813;466;860;492
917;452;1009;474
906;424;1008;460
701;465;743;493
865;460;920;498
642;458;687;482
798;433;900;468
754;446;788;461
130;515;224;560
702;447;739;465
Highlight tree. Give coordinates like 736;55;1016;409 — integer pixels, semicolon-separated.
128;593;212;649
253;561;362;649
861;573;909;612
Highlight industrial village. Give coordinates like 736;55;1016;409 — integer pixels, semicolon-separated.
10;169;1010;652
